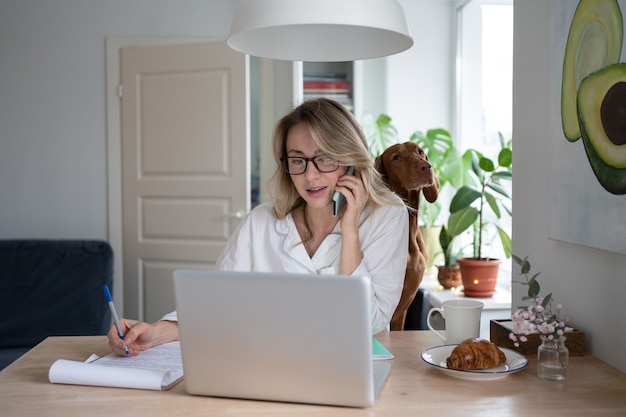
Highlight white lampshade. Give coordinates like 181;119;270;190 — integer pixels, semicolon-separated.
227;0;414;62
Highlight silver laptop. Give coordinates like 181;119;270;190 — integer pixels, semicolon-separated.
173;270;391;408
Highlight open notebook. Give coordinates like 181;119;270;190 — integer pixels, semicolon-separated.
173;270;391;408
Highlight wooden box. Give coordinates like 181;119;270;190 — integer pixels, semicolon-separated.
490;319;586;357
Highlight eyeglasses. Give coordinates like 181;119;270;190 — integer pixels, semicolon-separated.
281;155;340;175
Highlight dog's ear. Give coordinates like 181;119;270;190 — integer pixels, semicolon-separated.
422;176;440;203
375;154;386;177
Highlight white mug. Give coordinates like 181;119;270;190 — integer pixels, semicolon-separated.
427;299;484;344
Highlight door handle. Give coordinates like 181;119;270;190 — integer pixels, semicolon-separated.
224;210;245;219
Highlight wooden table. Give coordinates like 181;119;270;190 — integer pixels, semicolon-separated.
1;332;625;416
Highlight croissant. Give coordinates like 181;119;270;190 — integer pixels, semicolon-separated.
446;339;506;370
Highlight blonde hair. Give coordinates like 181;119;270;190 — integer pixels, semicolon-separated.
267;98;402;219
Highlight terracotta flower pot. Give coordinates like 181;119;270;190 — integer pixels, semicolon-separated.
457;257;502;297
437;265;462;289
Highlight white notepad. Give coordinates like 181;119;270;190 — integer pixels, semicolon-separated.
48;341;183;391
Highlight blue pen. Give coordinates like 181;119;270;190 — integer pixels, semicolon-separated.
103;285;129;356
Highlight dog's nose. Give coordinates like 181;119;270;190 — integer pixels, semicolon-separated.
418;160;432;171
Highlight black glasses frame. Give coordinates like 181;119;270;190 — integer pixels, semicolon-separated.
281;155;341;175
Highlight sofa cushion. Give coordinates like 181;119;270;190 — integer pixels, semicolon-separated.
0;240;113;353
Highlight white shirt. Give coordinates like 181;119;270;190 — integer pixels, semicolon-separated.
162;198;409;334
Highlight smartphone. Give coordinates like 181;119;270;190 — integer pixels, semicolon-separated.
332;166;355;217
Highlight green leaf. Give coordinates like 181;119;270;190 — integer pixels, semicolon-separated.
362;113;399;157
479;156;495;172
470;152;483;178
378;114;391;124
502;204;512;217
486;182;511;199
496;225;512;258
438;226;459;266
528;278;541;298
447;206;478;237
498;147;512;167
542;293;553;308
428;127;452;138
485;192;501;218
449;186;481;213
498;131;507;149
444;150;466;189
412;128;453;154
439;226;451;249
491;171;512;181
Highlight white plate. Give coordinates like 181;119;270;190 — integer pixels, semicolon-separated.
421;344;528;381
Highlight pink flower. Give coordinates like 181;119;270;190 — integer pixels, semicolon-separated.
509;255;569;343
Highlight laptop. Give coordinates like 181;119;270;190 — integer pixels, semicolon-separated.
173;270;391;408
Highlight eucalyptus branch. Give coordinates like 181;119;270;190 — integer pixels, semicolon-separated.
510;254;568;346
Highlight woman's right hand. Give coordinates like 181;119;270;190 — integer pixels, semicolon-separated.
107;318;179;356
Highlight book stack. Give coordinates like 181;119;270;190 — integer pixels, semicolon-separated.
303;73;353;111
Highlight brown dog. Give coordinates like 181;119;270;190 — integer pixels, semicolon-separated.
375;142;439;331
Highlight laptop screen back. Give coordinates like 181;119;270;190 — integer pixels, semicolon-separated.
173;270;381;407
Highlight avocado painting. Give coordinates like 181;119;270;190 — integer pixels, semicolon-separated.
560;0;625;194
550;0;626;255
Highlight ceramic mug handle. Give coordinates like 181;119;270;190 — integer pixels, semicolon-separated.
427;307;446;343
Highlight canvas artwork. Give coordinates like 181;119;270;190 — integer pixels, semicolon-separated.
549;0;626;254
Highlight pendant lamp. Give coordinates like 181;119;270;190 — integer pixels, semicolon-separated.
227;0;413;62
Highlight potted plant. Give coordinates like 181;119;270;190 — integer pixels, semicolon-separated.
437;205;474;288
440;133;512;296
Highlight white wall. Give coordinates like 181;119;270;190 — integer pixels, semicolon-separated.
0;0;236;239
386;0;455;140
513;0;626;372
0;0;454;239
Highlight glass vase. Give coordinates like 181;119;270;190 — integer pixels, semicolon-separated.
537;335;569;381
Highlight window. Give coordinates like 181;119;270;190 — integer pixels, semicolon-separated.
456;0;513;155
455;0;513;265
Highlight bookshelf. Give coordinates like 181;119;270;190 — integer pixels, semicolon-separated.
292;61;363;117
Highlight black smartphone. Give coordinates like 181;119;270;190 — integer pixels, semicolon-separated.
332;166;355;217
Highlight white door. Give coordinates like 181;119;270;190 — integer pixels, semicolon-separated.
120;42;249;322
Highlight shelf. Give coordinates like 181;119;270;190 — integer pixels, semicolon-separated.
293;61;363;116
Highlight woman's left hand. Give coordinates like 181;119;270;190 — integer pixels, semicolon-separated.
336;168;367;234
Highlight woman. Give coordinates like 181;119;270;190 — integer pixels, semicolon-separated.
108;98;409;356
